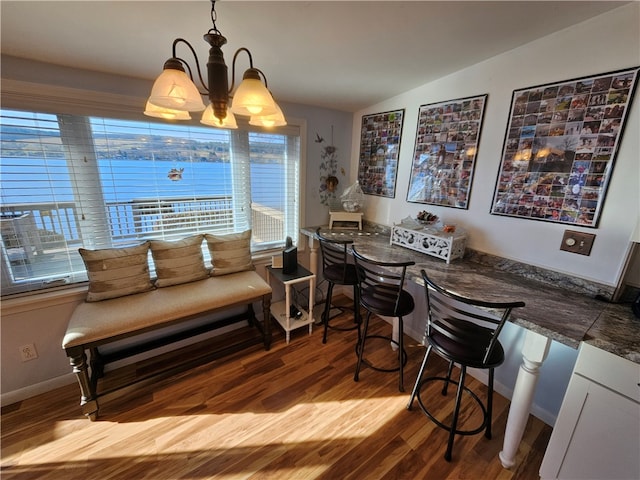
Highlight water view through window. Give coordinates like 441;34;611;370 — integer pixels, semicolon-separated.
0;110;300;295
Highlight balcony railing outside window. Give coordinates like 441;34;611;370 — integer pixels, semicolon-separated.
1;197;287;287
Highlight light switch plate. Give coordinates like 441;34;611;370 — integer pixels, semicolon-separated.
560;230;596;255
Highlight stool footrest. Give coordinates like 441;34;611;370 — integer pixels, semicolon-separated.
415;376;487;436
359;334;408;372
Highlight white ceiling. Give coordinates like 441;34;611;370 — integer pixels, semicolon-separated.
0;1;630;112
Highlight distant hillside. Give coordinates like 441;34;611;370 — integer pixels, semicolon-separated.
1;126;285;163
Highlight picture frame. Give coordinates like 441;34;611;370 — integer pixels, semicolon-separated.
490;67;639;227
357;109;405;198
406;94;488;208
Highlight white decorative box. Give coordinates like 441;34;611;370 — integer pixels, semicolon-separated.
390;223;466;263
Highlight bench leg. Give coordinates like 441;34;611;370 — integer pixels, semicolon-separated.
90;347;105;379
66;346;99;421
246;303;256;328
262;294;272;350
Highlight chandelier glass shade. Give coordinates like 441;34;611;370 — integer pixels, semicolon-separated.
144;0;285;129
249;101;286;127
147;66;206;112
200;104;238;129
143;101;192;120
230;74;278;116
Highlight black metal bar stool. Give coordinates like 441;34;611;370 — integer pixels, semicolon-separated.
352;246;415;392
407;269;525;462
316;228;361;344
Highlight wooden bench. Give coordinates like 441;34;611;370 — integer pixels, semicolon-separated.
62;270;272;420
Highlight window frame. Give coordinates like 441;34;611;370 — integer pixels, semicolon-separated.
0;79;307;298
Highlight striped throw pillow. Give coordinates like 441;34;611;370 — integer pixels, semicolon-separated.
205;230;254;276
79;242;154;302
149;235;209;287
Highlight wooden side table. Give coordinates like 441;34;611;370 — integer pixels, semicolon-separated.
266;265;315;344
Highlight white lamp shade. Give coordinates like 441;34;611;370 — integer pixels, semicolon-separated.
231;77;278;116
200;104;238;129
143;101;192;120
249;102;286;127
148;68;205;112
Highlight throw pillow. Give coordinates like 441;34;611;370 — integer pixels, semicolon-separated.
79;242;154;302
149;235;209;287
205;230;254;276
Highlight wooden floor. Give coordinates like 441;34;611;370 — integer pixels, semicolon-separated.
1;296;551;479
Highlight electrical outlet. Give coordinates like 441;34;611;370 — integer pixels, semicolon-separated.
19;343;38;362
560;230;596;256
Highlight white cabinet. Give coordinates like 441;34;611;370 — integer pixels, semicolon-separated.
540;343;640;480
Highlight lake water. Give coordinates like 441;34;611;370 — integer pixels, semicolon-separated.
0;158;284;209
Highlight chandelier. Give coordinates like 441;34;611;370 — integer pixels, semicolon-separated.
144;0;286;129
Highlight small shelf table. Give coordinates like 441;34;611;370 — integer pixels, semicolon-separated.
329;211;363;230
266;265;316;344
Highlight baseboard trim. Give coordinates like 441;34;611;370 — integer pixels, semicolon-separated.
1;373;76;407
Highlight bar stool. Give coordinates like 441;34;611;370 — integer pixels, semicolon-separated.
352;246;415;392
316;228;361;344
407;269;525;462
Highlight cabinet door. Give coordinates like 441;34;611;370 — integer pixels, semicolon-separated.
540;373;640;480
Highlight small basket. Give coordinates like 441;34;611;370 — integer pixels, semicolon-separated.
418;219;437;226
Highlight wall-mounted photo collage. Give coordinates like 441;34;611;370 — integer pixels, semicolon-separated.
490;67;639;227
357;109;405;198
407;94;487;209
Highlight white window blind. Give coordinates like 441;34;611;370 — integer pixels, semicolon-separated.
0;108;300;296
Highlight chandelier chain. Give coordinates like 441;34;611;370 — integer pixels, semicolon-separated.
209;0;221;36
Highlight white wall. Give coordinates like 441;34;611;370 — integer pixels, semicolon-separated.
284;102;353;229
350;3;640;287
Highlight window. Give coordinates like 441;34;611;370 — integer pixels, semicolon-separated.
0;109;300;296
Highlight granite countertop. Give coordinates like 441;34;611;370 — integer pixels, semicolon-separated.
303;225;640;364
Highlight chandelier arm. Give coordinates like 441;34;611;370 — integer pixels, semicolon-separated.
229;47;255;93
171;57;206;96
253;68;269;89
171;38;209;94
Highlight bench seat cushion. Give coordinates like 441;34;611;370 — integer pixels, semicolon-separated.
63;270;271;349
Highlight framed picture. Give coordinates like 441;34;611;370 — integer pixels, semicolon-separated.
357;109;405;198
491;67;639;227
407;94;488;208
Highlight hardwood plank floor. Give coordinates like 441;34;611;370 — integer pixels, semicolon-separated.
1;296;551;479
